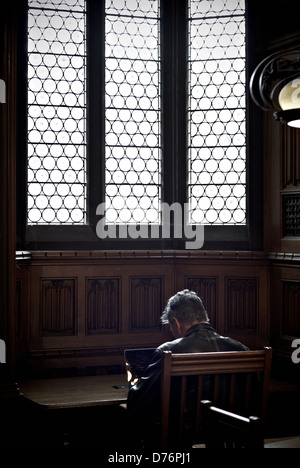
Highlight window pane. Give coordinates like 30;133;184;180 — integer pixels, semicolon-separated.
27;0;86;225
188;0;246;225
105;0;161;224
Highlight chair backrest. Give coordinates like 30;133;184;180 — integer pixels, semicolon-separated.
201;400;264;448
160;347;272;449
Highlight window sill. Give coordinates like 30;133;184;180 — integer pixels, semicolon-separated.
25;224;251;251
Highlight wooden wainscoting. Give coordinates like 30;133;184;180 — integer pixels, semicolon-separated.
15;250;270;378
270;256;300;381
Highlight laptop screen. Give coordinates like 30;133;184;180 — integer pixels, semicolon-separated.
124;348;156;387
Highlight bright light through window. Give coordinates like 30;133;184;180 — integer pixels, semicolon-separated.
105;0;161;225
188;0;246;225
27;0;86;225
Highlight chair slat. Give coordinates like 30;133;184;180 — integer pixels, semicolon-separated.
229;374;236;411
195;375;203;437
213;374;220;405
178;376;187;440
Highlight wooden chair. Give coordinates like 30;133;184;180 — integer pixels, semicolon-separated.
160;347;272;449
201;400;264;448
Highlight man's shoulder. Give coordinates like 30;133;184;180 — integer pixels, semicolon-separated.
155;329;248;355
217;335;249;351
157;338;183;353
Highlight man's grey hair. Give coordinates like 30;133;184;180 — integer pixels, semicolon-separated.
161;289;209;326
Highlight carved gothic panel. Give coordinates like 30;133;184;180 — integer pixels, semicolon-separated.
226;278;258;331
41;279;76;336
16;279;21;339
86;278;120;334
185;277;217;327
282;126;300;189
282;281;300;337
130;277;163;331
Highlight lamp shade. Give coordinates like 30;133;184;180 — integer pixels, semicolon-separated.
277;79;300;128
250;50;300;128
278;78;300;111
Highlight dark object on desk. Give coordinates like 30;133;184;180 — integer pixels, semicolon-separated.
124;348;155;387
201;400;264;448
160;347;272;449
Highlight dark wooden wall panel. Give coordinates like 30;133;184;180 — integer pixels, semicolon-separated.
226;278;258;332
271;263;300;350
15;251;270;378
41;279;76;337
86;278;120;335
270;261;300;381
264;33;300;381
176;256;269;348
185;277;217;328
266;106;300;254
130;277;163;332
282;281;300;337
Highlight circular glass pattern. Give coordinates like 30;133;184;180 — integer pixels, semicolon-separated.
105;1;161;224
28;0;86;224
188;4;246;225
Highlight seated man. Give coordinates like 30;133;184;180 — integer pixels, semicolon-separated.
127;289;249;448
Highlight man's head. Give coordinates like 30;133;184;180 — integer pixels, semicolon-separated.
161;289;209;338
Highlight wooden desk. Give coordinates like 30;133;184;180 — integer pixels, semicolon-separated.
18;375;129;447
19;374;128;410
265;437;300;448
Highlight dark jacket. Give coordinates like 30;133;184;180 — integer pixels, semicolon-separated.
127;322;249;423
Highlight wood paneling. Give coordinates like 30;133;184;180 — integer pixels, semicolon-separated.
281;125;300;190
226;278;258;332
130;277;163;332
264;35;300;376
185;277;217;328
282;281;300;337
265;77;300;254
0;2;18;378
15;250;270;378
86;278;120;335
41;279;76;337
270;262;300;352
269;261;300;381
283;195;300;237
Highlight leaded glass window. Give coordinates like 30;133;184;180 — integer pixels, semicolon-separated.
105;0;161;224
27;0;86;225
25;0;250;248
188;0;246;225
